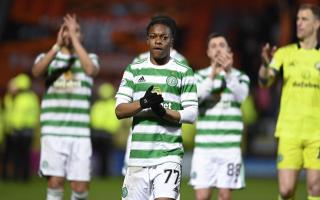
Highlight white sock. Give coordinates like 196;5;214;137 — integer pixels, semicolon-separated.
47;188;63;200
71;191;88;200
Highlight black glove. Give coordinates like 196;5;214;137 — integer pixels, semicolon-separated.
140;85;164;109
152;104;166;117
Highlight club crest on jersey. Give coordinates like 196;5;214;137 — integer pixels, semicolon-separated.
166;76;178;87
301;70;311;79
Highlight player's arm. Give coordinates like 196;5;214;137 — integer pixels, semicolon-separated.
258;66;277;87
115;101;143;119
218;50;249;102
116;86;163;119
32;25;64;77
154;107;180;123
196;64;225;103
197;73;225;103
152;104;198;124
228;74;250;103
175;70;198;124
197;51;231;102
258;43;278;87
64;14;99;77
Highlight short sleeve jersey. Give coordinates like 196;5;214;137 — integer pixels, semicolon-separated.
35;52;99;138
269;43;320;139
115;58;198;167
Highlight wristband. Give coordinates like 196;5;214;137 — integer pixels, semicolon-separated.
52;44;61;52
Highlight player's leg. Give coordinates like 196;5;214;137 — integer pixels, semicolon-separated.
278;169;299;199
122;166;150;200
194;188;212;200
216;149;245;200
189;148;217;200
152;162;182;200
306;170;320;200
217;188;231;200
70;181;90;200
40;136;68;200
67;138;92;200
304;139;320;200
277;137;302;199
47;176;65;200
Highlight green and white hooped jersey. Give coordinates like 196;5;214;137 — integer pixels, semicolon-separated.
194;67;250;150
116;58;198;167
35;52;99;138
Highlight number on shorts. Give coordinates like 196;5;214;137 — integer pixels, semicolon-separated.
227;163;241;177
164;169;180;184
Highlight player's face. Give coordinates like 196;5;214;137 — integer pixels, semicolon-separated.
296;9;320;40
62;23;83;47
207;36;230;61
147;24;172;62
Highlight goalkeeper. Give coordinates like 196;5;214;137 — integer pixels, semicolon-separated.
258;4;320;200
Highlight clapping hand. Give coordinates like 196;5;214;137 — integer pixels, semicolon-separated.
261;43;277;67
215;51;233;72
140;85;164;109
63;14;79;42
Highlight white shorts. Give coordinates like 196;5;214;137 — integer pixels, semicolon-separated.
39;136;92;181
189;148;245;189
122;162;181;200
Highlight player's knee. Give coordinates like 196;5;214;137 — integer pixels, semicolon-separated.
218;189;231;200
279;186;295;199
195;191;211;200
308;182;320;196
70;181;89;193
195;195;210;200
48;176;64;188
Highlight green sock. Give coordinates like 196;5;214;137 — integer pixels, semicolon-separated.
308;196;320;200
278;195;294;200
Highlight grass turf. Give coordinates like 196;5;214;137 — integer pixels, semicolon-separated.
0;176;307;200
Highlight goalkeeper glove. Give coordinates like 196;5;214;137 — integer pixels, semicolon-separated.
139;85;164;109
152;104;166;117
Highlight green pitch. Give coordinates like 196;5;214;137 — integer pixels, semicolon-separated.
0;176;307;199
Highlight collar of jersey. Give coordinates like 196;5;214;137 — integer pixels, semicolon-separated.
57;51;78;59
147;57;173;69
296;42;320;50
